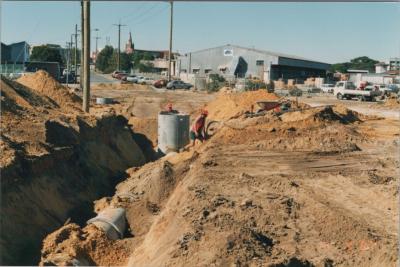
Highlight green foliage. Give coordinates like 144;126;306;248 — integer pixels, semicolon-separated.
245;79;266;91
142;52;154;61
96;46;132;73
136;62;154;73
207;74;226;92
95;45;114;73
30;45;64;65
331;56;379;73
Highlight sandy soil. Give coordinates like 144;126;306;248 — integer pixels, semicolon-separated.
0;73;149;265
39;86;399;267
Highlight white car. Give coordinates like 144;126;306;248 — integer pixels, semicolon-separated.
320;83;335;93
139;77;155;85
125;75;138;83
136;76;145;84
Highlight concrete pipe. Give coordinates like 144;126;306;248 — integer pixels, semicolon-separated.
96;97;113;105
87;207;126;240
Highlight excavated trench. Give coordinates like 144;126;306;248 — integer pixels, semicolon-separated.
0;115;155;265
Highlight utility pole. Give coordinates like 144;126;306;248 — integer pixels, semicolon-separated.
66;42;72;87
70;34;74;71
74;24;78;74
80;0;84;90
168;1;174;81
113;21;126;71
82;0;90;112
92;28;100;71
94;36;101;71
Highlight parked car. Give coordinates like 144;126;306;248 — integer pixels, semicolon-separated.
111;71;124;78
140;77;155;85
115;72;128;80
166;80;193;90
320;83;335;93
154;79;168;88
388;84;399;93
136;76;146;84
124;75;138;83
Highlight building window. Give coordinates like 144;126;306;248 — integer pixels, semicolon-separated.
256;60;264;66
192;68;200;74
205;69;212;74
181;69;187;73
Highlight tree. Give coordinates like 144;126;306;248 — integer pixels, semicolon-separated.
142;52;154;61
96;46;133;73
95;45;114;73
331;56;378;73
109;52;132;72
30;45;64;65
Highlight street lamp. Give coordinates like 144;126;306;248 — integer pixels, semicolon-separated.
92;28;100;71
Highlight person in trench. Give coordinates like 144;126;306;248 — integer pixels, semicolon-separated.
189;109;208;147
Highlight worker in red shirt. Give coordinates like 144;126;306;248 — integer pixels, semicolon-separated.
190;109;208;147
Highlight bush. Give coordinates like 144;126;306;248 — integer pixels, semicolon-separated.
207;74;225;92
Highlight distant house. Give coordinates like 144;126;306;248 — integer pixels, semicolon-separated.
375;62;389;74
389;58;400;71
1;41;30;64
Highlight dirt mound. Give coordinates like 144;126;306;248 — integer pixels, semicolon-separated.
17;70;81;109
1;77;58;114
209;106;364;153
383;97;400;108
1;74;151;265
206;89;281;120
40;224;131;266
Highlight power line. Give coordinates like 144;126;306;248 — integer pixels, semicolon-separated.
125;3;159;24
120;2;147;20
113;21;127;71
134;4;169;26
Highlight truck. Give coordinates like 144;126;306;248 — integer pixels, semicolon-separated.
24;61;61;80
333;81;381;101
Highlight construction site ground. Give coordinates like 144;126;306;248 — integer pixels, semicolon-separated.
1;74;399;267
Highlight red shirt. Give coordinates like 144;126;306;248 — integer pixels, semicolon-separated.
191;115;206;133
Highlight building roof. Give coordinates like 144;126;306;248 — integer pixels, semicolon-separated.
183;44;329;65
347;69;369;73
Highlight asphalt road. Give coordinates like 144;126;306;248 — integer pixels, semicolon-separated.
90;71;117;84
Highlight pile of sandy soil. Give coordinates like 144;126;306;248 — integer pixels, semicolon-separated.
383;97;400;108
209;105;365;153
1;74;150;265
41;136;398;266
37;85;398;267
206;89;281;121
17;71;81;110
40;224;131;266
218;86;233;94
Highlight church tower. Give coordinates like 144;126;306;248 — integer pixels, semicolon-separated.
125;32;134;54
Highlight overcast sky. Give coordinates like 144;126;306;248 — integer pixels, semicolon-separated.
1;1;399;64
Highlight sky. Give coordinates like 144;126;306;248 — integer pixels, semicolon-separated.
1;1;399;64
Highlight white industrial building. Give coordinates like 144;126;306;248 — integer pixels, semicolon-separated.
176;44;331;83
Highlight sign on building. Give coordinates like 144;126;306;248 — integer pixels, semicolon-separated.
223;49;233;57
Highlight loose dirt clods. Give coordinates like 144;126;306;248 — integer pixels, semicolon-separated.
1;73;398;266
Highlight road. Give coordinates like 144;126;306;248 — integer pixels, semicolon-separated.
90;71;117;84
